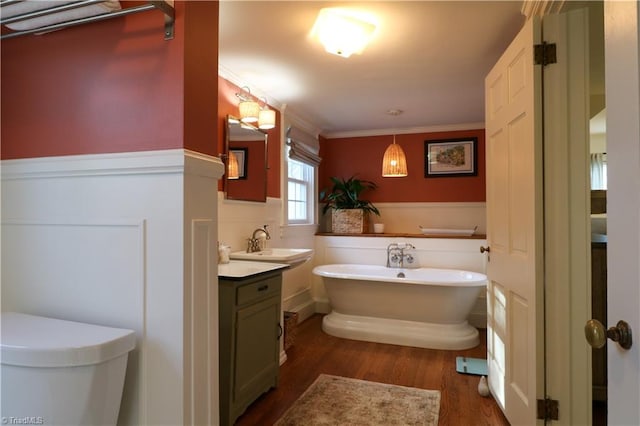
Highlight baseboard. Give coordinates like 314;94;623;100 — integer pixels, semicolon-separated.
294;300;316;323
468;312;487;329
283;299;316;324
283;289;316;323
314;298;331;314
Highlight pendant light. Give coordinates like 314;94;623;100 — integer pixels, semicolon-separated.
227;151;240;179
382;134;408;177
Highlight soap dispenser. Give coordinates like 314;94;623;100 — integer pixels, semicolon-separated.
218;242;231;264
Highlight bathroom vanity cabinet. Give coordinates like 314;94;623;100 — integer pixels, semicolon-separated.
218;269;284;426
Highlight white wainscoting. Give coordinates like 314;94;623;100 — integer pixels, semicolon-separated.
1;149;224;426
313;235;488;328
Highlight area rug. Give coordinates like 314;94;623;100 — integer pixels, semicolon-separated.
274;374;440;425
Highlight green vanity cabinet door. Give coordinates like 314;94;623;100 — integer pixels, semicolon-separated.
219;271;283;426
234;294;281;403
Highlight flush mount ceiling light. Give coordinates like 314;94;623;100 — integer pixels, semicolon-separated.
311;8;377;58
258;97;276;130
382;134;408;177
235;86;260;123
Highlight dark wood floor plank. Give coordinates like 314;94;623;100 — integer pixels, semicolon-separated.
235;314;510;426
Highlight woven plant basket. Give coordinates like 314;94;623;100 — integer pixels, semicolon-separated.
331;209;370;234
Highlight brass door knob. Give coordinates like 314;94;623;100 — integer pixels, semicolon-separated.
584;319;633;350
480;246;490;254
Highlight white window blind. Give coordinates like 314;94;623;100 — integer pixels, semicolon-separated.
286;126;322;166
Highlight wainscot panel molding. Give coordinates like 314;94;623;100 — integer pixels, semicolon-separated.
1;150;224;426
313;235;488;329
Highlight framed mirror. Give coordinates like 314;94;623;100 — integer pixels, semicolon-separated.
225;115;268;202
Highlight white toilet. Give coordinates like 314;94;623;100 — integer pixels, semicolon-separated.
1;312;136;426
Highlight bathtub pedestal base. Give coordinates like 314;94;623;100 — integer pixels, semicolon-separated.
322;311;479;350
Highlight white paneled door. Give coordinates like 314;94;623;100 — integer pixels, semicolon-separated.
484;17;544;425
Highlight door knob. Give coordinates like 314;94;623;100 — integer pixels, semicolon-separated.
584;319;633;350
480;246;490;254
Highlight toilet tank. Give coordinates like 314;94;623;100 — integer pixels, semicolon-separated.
1;312;136;426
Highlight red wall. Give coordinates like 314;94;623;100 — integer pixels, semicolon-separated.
319;129;486;202
217;77;281;198
1;1;219;159
0;1;481;204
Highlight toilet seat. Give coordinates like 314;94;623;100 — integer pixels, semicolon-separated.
1;312;135;367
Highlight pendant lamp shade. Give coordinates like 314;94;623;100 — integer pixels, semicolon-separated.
227;151;240;179
382;136;408;177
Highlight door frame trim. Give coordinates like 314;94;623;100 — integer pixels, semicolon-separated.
542;8;592;426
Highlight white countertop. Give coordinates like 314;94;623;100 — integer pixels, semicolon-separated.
217;260;289;279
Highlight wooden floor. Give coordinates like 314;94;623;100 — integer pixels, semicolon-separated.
235;314;510;426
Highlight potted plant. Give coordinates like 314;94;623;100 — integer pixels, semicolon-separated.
321;175;380;234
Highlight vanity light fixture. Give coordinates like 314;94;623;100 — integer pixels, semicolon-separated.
258;97;276;130
311;8;377;58
382;135;408;177
236;86;260;123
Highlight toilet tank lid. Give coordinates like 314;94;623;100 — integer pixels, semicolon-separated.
1;312;136;368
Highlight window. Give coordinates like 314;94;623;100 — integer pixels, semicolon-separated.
287;155;315;224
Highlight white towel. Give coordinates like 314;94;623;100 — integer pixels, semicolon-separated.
2;1;121;31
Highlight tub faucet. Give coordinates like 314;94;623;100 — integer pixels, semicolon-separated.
386;243;416;268
386;243;401;268
247;225;271;253
402;244;416;267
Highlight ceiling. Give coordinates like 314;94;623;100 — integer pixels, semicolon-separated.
219;1;525;137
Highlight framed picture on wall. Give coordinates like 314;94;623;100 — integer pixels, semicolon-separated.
424;137;478;177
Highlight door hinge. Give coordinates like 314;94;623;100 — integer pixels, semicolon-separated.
537;398;559;421
534;42;557;66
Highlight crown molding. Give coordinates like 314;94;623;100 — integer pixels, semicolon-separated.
321;122;485;139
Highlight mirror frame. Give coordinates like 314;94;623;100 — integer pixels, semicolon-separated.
224;115;268;202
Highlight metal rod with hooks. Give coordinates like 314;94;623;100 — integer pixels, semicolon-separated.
0;0;174;40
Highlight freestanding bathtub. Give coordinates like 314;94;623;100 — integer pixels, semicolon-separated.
312;264;487;350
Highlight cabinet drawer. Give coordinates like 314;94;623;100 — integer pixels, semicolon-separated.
236;276;280;305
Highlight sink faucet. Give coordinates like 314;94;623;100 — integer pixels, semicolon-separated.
386;243;416;268
247;224;271;253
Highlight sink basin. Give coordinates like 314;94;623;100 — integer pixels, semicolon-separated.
218;260;289;278
229;248;313;267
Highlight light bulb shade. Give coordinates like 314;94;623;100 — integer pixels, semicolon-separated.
227;151;240;179
259;108;276;129
382;142;408;177
239;100;260;123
